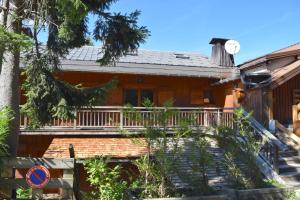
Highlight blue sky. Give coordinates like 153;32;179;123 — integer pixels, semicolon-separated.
91;0;300;64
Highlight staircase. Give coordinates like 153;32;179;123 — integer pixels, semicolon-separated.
274;121;300;188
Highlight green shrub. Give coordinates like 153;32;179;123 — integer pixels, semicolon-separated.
83;156;128;200
16;188;31;199
215;108;265;189
0;107;13;156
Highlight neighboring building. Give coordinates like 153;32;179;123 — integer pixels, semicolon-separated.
17;38;240;190
239;43;300;129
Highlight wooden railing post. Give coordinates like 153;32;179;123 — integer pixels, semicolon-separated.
120;109;124;130
24;116;28;128
217;109;221;125
73;110;77;129
204;110;208;127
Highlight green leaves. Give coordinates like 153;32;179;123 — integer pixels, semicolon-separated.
57;0;88;42
0;26;32;52
0;107;13;156
95;10;150;65
21;55;117;128
215;108;265;189
20;0;149;126
83;156;128;200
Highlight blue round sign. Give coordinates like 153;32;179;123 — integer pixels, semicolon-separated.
26;165;50;189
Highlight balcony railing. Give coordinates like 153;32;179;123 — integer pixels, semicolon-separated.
20;106;235;130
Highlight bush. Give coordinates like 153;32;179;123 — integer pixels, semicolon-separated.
16;188;31;199
215;108;265;189
83;156;128;200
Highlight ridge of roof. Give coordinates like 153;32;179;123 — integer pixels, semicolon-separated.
270;42;300;54
239;42;300;69
76;46;209;57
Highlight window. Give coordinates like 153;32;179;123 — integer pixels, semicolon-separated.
141;89;153;103
124;89;138;106
124;89;154;106
204;90;214;104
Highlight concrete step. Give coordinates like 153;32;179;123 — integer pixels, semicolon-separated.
279;150;299;157
278;135;297;146
279;164;300;174
279;157;300;166
279;171;300;182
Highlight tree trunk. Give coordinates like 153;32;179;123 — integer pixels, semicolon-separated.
0;0;21;156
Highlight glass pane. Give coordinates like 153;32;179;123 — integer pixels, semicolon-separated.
124;89;138;106
141;89;154;104
204;90;214;104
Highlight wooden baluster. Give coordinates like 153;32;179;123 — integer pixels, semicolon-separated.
24;115;28;128
273;144;279;173
120;110;124;130
97;111;99;127
204;111;208;126
264;143;269;160
93;111;96;127
73;110;77;129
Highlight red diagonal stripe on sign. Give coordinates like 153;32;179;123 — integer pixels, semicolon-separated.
32;171;44;183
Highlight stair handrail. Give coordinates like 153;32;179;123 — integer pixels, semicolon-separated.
243;111;286;174
244;111;286;150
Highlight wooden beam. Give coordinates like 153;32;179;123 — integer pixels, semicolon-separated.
0;157;74;169
0;178;73;189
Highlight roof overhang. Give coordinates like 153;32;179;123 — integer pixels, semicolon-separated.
270;59;300;89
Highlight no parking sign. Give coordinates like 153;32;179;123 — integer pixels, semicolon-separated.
26;165;50;189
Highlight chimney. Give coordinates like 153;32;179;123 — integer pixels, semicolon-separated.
209;38;234;67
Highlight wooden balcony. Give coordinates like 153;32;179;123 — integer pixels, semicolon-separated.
20;106;235;135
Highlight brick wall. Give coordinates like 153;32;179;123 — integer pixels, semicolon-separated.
18;135;149;158
17;135;145;192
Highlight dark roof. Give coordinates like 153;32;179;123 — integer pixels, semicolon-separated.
59;46;238;79
209;38;230;45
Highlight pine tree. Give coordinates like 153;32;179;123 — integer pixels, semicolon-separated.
0;0;149;155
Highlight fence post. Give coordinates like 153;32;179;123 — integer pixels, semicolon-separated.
32;189;43;200
1;168;15;199
69;144;81;200
62;169;74;199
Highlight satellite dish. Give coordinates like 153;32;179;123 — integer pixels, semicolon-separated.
225;40;240;55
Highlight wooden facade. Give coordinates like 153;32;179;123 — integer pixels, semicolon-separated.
273;73;300;125
44;71;239;108
242;87;272;127
18;71;239;192
244;71;300;126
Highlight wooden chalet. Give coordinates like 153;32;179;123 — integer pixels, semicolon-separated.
239;42;300;133
17;38;241;190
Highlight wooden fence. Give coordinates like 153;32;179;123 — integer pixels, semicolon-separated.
0;157;74;200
